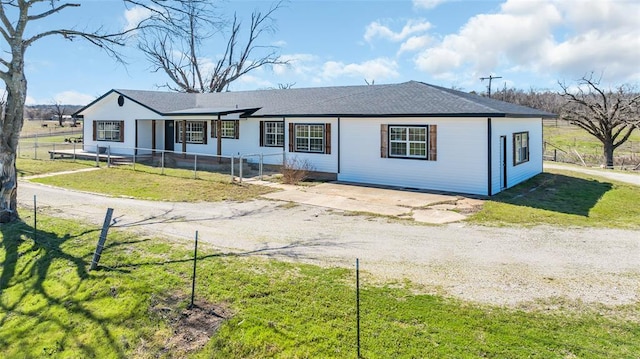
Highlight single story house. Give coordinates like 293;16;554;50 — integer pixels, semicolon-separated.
76;81;555;196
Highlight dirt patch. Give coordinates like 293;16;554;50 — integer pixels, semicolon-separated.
452;197;485;214
149;292;232;354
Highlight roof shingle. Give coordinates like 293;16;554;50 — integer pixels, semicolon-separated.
103;81;555;118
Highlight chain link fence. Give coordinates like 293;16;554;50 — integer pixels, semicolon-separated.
17;139;285;181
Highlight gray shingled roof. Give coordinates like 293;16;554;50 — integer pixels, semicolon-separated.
103;81;555;118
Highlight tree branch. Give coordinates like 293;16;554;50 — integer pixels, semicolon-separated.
27;2;78;21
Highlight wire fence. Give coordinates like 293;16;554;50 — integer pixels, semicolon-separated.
543;119;640;170
543;141;640;170
17;139;286;182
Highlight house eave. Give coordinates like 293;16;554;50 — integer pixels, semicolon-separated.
250;112;557;119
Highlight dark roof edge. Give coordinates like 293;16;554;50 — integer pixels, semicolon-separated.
250;113;557;119
168;107;261;117
74;89;163;116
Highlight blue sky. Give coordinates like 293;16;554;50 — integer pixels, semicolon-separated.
20;0;640;105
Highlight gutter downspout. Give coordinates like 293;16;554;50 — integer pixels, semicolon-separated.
487;117;492;196
337;117;341;174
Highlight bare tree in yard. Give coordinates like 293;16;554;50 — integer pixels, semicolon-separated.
559;74;640;169
0;1;141;223
51;100;66;126
137;0;288;93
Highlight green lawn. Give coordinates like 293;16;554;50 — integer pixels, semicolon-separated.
17;158;96;177
1;214;638;358
29;165;277;202
468;168;640;228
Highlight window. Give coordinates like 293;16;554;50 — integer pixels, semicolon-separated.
94;121;123;142
381;124;436;160
513;131;529;165
176;121;206;144
261;121;284;147
211;120;239;139
288;123;331;154
295;124;324;152
389;126;428;158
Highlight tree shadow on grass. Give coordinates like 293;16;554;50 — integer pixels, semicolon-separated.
492;173;612;216
0;219;126;358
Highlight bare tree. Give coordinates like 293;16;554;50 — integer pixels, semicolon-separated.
137;0;288;93
559;73;640;168
51;100;66;126
0;1;142;223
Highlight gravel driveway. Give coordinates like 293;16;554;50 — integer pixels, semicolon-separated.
17;180;640;307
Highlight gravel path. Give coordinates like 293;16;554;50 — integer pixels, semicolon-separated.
17;180;640;307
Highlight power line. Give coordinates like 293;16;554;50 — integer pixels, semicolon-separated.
480;75;502;97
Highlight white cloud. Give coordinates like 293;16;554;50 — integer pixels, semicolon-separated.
364;19;432;43
320;58;399;81
413;0;640;84
123;5;154;31
413;0;450;10
398;35;432;55
273;54;319;76
26;91;96;106
53;91;96;105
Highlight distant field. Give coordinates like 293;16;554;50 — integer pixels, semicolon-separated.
543;120;640;167
20;119;84;138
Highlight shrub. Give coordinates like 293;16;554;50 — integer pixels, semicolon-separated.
281;156;314;184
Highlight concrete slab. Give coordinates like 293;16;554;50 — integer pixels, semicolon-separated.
260;181;472;223
307;182;457;208
262;189;410;216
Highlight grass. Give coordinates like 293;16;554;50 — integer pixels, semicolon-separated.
544;123;640;154
21;158;640;228
1;213;638;358
468;168;640;228
29;165;277;202
17;158;96;177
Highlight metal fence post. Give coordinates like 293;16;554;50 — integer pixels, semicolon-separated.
239;155;243;183
259;154;264;180
89;208;114;271
96;144;100;167
133;151;136;171
194;154;198;179
190;231;199;309
107;145;111;168
73;142;76;161
161;151;165;175
230;155;234;182
356;258;361;358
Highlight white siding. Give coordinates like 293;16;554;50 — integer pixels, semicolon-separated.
338;117;489;195
283;117;338;173
82;92;162;155
490;118;543;195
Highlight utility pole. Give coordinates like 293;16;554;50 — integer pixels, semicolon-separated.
480;75;502;97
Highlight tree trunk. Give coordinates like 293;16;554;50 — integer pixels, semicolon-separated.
603;142;614;169
0;70;27;223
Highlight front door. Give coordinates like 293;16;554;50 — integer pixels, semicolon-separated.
499;135;507;189
165;120;174;151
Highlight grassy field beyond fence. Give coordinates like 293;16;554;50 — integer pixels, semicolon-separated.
0;214;638;358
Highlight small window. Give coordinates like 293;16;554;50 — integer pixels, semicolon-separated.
513;131;529;165
212;120;239;139
263;121;284;147
95;121;123;142
388;126;428;159
177;121;206;144
295;124;325;153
